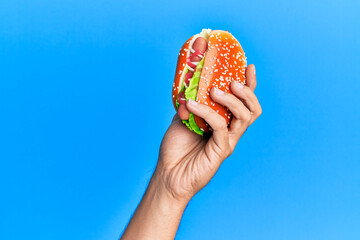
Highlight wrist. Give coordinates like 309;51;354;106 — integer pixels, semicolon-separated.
148;169;189;211
121;169;188;240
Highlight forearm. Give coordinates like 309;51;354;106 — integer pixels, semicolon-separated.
121;170;188;240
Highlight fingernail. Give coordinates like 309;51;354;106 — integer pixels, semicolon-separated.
233;81;244;89
214;88;224;95
188;99;198;106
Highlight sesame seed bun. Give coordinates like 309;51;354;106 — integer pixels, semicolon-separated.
172;30;247;133
172;36;194;109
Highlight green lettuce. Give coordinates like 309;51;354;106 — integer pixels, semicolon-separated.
176;58;205;136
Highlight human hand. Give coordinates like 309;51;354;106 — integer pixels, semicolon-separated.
121;64;261;240
155;64;262;204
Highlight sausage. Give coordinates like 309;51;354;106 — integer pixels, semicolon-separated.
191;37;208;62
186;37;208;71
192;37;208;54
177;91;186;104
177;91;189;120
184;72;194;86
178;37;208;121
178;103;190;120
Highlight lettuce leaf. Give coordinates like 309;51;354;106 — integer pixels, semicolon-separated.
176;58;205;136
184;58;205;135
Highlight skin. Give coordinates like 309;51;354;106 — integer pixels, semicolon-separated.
121;64;262;240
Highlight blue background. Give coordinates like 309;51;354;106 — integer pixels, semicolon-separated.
1;0;359;239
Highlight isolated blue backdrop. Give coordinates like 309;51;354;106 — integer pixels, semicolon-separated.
1;0;360;239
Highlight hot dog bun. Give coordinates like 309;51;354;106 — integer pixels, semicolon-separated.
172;36;194;110
172;29;247;134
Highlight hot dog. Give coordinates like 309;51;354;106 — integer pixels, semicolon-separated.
177;37;208;120
172;29;247;136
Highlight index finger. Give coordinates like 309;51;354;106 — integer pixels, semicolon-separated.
185;99;229;152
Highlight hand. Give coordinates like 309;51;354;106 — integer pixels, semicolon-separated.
121;64;262;240
156;64;262;203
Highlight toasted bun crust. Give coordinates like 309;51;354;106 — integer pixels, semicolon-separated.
172;36;194;109
173;30;246;132
195;30;246;132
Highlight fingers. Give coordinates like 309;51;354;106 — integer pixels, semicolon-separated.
245;64;257;91
209;77;262;150
209;85;252;150
185;99;229;151
210;88;250;122
230;81;262;125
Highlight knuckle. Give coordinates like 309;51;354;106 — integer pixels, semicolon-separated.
230;97;241;108
234;110;244;121
243;85;252;95
218;117;228;130
244;112;252;124
233;111;241;120
254;106;262;119
232;102;244;119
